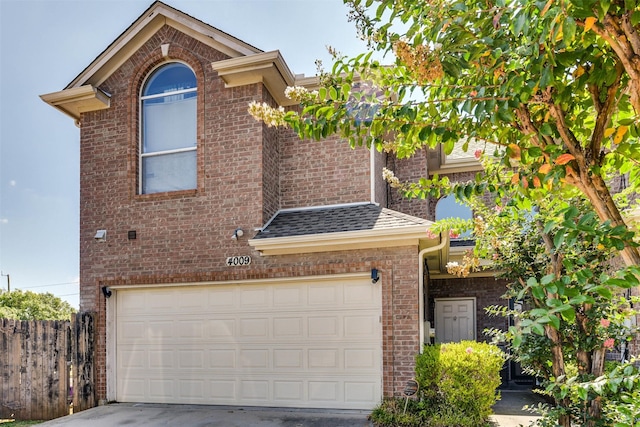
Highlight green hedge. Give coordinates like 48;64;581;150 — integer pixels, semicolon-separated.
371;341;505;426
434;341;505;421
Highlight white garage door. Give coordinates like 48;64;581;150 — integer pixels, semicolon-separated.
115;276;382;409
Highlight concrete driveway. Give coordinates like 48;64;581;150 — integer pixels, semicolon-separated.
35;390;544;427
35;404;371;427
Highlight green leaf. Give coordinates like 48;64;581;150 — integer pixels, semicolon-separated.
532;322;545;335
549;314;560;330
539;123;553;136
540;66;552;88
562;17;577;44
553;232;565;248
532;285;546;301
329;86;338;101
543;220;556;234
577;386;588;401
561;307;576;322
341;83;351;99
541;274;555;285
513;12;526;36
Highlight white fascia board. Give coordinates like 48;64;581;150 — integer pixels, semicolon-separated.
212;50;295;106
40;85;110;121
249;225;430;256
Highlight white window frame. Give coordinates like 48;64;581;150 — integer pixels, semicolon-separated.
139;62;197;195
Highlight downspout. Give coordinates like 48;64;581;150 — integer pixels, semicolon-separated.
370;144;376;204
418;232;449;352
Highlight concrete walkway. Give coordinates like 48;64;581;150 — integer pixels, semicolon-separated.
490;390;546;427
34;390;545;426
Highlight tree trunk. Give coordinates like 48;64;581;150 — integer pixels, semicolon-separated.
586;348;607;427
545;324;572;427
570;169;640;268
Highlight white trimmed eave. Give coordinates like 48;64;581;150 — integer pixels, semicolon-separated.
40;85;110;122
212;50;296;106
429;244;496;278
249;225;435;256
66;2;260;90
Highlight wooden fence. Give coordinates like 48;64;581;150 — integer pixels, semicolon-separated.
0;312;95;421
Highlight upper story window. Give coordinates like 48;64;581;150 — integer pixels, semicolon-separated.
436;195;473;242
140;63;197;194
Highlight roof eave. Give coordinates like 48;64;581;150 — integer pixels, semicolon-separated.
212;50;295;106
40;85;111;122
249;225;434;256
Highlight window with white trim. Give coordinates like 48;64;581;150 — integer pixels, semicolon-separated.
140;63;197;194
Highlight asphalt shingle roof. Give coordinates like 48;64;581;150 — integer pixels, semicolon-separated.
252;203;431;240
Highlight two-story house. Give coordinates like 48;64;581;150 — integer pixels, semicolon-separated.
41;1;517;410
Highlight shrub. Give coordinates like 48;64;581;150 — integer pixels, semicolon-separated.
414;343;441;401
371;341;505;426
437;341;505;422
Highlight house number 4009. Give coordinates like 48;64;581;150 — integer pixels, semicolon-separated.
226;256;251;266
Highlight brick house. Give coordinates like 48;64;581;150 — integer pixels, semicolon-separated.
41;1;520;409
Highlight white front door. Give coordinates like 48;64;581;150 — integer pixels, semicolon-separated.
434;298;476;343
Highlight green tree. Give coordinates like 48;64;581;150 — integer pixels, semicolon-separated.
249;0;640;267
0;289;76;321
432;157;640;426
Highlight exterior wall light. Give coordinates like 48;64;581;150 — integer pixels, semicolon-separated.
102;286;112;298
231;228;244;240
371;268;380;284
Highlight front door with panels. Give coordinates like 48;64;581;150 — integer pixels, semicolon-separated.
434;297;476;343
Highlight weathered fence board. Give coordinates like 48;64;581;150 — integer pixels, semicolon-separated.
0;313;95;421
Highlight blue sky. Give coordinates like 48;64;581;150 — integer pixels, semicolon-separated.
0;0;368;308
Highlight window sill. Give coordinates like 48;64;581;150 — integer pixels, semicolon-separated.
135;188;198;201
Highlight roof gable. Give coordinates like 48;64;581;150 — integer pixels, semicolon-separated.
67;1;261;90
41;1;303;121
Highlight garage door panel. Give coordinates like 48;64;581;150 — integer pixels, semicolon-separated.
149;350;173;368
272;286;304;306
239;287;270;306
119;321;146;340
273;317;303;337
207;288;235;308
116;278;382;409
239;318;268;337
147;292;175;311
273;349;303;369
178;289;207;309
274;381;304;401
210;349;236;368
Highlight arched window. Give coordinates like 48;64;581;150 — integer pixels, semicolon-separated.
140;63;197;194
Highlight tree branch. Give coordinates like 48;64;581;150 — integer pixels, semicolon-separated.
590;61;625;164
592;13;640;114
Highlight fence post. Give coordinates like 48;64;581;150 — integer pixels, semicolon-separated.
72;312;96;412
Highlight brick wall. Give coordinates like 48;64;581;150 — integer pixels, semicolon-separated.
278;131;372;209
78;25;420;403
387;149;429;218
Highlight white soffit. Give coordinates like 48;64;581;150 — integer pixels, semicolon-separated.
212;50;296;106
39;85;110;122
